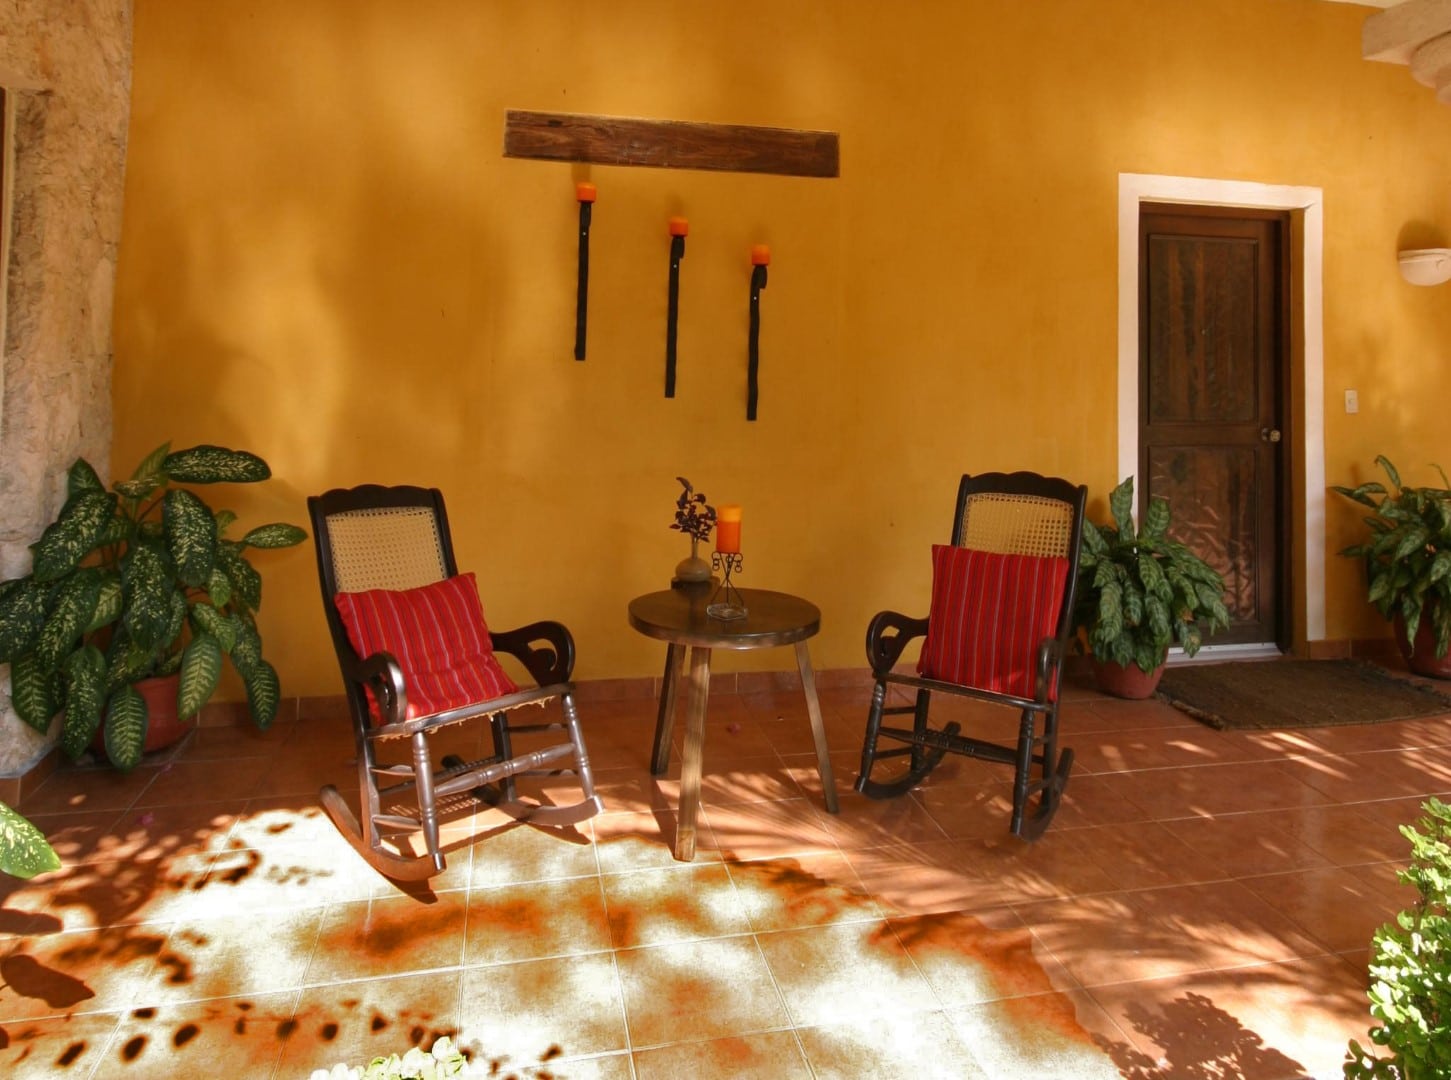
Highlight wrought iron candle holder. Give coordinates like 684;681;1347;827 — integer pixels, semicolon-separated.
707;551;747;620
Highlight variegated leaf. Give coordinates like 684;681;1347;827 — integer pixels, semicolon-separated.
162;445;270;484
103;686;148;772
240;523;307;549
34;569;102;671
218;544;262;612
86;572;124;633
177;632;222;720
242;658;281;730
163;488;218;588
11;651;57;733
0;802;61;879
31;491;116;582
121;542;175;650
66;457;105;498
60;645;106;759
206;567;232;609
189;603;237;652
0;578;51;664
130;441;171;484
229;618;263;676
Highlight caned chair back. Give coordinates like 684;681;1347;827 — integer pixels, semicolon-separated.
956;492;1077;560
325;506;449;593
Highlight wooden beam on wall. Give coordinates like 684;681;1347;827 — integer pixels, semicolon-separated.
504;110;839;179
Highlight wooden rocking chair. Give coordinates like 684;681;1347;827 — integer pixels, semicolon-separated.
855;471;1087;841
308;484;602;880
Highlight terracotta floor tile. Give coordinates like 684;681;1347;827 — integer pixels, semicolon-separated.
1277;803;1409;867
1070;822;1213;891
0;1010;123;1078
131;758;270;808
1083;953;1373;1079
30;852;218;930
793;1009;992;1079
101;991;297;1077
1124;879;1328;969
464;820;599;887
22;809;126;866
944;991;1128;1078
1014;893;1200;988
465;877;610;964
1159;811;1334;878
754;920;939;1028
632;1029;813;1079
592;808;722;873
887;907;1078;1005
699;798;837;861
0;923;170;1021
616;936;790;1048
820;791;949;848
282;972;461;1077
455;953;627;1064
844;839;1005;916
1049;773;1152;829
305;891;468;984
19;764;160;816
600;863;751;948
1238;866;1402;953
726;852;881;931
139;907;325;1004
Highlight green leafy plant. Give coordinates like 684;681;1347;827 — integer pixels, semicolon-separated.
311;1035;472;1079
0;443;306;770
1345;796;1451;1079
1332;455;1451;661
0;801;59;879
1072;476;1231;673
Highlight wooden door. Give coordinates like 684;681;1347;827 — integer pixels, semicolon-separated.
1139;205;1289;648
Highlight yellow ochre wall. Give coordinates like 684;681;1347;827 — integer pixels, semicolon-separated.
111;0;1451;699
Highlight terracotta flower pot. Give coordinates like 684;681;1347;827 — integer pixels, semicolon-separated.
91;673;196;756
1394;614;1451;679
1091;657;1166;699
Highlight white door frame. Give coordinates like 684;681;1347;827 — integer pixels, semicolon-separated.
1117;173;1326;645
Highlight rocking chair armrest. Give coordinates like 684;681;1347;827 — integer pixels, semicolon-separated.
1035;636;1067;702
865;610;929;675
341;649;410;724
490;620;576;687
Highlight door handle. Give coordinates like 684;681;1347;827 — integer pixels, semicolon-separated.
1260;428;1282;443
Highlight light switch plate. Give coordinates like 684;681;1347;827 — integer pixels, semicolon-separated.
1345;389;1359;414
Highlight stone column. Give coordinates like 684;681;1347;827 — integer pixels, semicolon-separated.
0;1;132;776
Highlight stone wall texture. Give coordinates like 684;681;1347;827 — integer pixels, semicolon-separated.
0;1;131;774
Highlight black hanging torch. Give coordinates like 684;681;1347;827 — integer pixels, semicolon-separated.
573;181;596;361
747;244;770;421
664;216;688;397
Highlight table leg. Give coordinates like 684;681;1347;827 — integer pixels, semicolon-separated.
650;642;684;775
794;640;839;814
674;645;712;861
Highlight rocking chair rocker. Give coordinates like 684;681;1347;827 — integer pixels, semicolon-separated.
855;471;1087;841
309;484;602;880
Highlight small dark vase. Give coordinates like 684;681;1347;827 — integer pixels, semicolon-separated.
1394;613;1451;679
1092;657;1166;699
673;538;712;585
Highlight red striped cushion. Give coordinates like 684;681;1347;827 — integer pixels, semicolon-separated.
334;572;519;722
917;545;1070;701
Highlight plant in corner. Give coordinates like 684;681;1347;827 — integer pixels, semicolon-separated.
1072;476;1231;697
1344;796;1451;1079
1332;455;1451;678
0;443;307;770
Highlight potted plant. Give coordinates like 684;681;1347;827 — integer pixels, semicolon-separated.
1345;797;1451;1079
0;442;307;770
669;476;716;584
1073;476;1231;698
1332;456;1451;678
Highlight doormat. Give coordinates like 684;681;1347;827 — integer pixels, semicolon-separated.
1155;659;1451;730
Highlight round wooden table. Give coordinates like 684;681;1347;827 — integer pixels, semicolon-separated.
628;585;841;861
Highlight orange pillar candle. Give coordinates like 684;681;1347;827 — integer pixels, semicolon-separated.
716;504;742;553
669;215;689;236
750;243;771;265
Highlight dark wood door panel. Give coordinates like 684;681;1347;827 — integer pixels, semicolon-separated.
1140;206;1288;648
